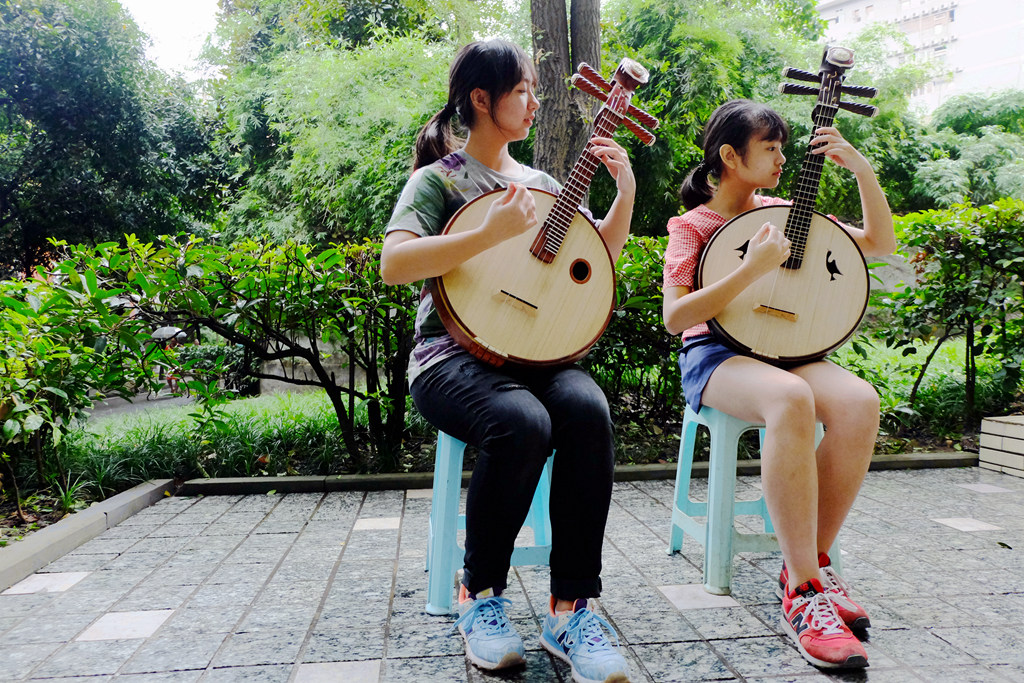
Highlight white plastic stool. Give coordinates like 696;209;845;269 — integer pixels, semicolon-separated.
667;404;840;595
425;431;553;615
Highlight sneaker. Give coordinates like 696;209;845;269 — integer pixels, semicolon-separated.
781;579;868;669
540;597;630;683
776;553;871;629
450;585;525;670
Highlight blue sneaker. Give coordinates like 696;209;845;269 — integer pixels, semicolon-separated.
450;586;525;670
541;597;630;683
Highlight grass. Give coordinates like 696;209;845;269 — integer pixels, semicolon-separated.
9;336;1019;513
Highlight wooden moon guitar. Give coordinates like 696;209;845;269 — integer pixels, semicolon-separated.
697;46;879;364
431;58;658;367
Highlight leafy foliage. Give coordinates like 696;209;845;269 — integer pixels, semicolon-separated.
874;199;1024;429
56;235;418;472
214;34;453;242
0;0;224;276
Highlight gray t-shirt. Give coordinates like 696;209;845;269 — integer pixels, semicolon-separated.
385;149;562;384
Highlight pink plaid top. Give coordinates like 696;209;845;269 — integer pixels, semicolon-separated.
662;196;790;341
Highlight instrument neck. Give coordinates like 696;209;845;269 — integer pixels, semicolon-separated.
783;80;842;269
530;104;623;262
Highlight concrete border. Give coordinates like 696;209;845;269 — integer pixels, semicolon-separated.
0;479;176;592
179;451;978;495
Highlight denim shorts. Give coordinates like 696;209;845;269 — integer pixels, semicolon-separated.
678;336;739;412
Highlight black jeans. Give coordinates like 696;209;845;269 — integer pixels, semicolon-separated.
411;351;615;599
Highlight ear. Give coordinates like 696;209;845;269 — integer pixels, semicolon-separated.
718;144;740;171
469;88;491;117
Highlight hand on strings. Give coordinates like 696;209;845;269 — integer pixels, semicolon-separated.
590;136;636;199
810;127;872;176
479;183;538;247
743;222;791;279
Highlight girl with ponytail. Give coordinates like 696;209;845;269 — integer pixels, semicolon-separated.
380;39;634;683
662;99;896;671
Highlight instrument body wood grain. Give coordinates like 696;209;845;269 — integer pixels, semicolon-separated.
433;189;615;366
698;205;868;362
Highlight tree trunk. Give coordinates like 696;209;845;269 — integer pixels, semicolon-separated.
531;1;584;184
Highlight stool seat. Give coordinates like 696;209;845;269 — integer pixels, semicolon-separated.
668;404;839;595
425;431;553;615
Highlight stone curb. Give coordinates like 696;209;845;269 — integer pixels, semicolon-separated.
179;451;978;495
0;479;176;592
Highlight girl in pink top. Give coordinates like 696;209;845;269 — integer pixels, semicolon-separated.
662;99;895;670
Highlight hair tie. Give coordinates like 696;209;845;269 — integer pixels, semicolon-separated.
442;101;457;117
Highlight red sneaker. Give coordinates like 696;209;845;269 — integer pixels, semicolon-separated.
777;553;871;629
782;579;868;669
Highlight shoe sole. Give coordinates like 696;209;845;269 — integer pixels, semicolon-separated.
461;636;525;671
540;634;630;683
779;616;868;670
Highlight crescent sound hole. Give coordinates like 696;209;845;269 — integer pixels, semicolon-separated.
570;258;592;284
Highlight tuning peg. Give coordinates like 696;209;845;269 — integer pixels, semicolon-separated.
578;63;612;92
570;75;657;145
782;66;821;84
780;82;820;97
574;67;660;131
839;101;878;117
842;84;878;99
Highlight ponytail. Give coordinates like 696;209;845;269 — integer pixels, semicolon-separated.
679;160;715;211
413;103;462;171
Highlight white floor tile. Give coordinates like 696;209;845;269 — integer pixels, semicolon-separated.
658;584;741;610
932;517;1002;531
405;489;434;499
957;483;1014;493
353;517;401;530
76;609;175;641
2;572;91;595
295;661;381;683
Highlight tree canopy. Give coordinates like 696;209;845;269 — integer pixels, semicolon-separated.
0;0;223;277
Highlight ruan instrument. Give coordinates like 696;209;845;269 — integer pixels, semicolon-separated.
432;58;658;367
697;46;878;363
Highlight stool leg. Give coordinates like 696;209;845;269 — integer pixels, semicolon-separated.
668;415;700;554
703;412;745;595
426;433;465;615
527;456;553;546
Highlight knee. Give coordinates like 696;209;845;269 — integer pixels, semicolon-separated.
485;399;553;458
768;376;816;425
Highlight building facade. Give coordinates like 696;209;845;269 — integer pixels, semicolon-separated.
816;0;1024;111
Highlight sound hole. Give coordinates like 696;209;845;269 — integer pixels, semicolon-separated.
570;259;592;284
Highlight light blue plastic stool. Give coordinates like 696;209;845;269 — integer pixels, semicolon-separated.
425;431;554;615
668;404;840;595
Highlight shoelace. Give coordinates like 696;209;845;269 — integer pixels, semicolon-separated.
562;607;620;654
450;596;514;636
820;565;852;599
793;592;846;635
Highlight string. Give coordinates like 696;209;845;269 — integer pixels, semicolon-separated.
499;85;631;357
751;72;842;358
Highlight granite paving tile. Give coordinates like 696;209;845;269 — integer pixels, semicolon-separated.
631;641;735;682
5;466;1024;682
210;629;306;668
0;643;62;681
113;672;203;682
202;665;292;682
119;632;227;674
30;639;144;678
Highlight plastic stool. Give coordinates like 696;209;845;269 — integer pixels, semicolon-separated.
668;404;840;595
425;431;553;615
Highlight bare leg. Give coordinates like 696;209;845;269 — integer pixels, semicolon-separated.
701;356;821;589
791;361;879;554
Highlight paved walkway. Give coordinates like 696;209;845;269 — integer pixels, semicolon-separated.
3;466;1024;682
